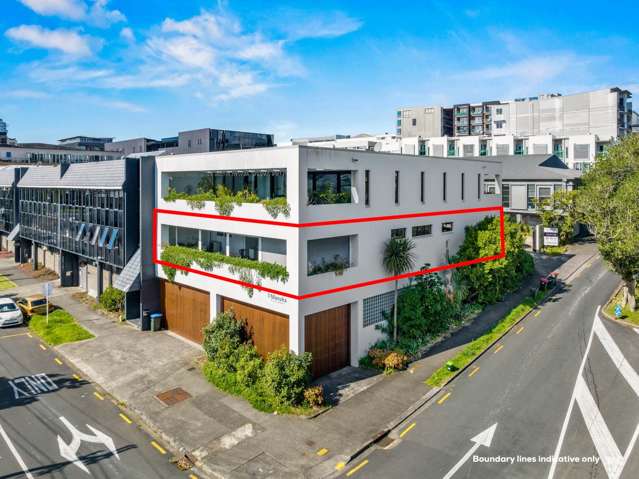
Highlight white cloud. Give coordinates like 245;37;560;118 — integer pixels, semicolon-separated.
6;89;51;99
18;0;125;28
5;25;94;57
18;0;86;21
120;27;134;42
279;11;362;40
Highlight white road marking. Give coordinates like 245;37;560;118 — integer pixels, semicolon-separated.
0;423;34;479
634;328;639;335
57;416;120;474
442;423;498;479
9;373;58;399
548;307;639;479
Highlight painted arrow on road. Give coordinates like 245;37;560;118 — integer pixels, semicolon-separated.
442;423;498;479
57;416;120;474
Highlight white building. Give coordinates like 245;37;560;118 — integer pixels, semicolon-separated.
154;145;502;377
396;87;633;171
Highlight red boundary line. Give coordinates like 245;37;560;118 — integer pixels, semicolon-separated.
153;206;506;301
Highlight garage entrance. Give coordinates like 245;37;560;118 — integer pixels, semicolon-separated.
305;305;350;378
221;297;289;358
160;281;210;344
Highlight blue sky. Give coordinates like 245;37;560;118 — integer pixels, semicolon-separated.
2;0;638;144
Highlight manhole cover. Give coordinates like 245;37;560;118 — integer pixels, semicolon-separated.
156;387;191;406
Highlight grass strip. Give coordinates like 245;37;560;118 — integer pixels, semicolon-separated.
604;288;639;326
426;290;545;388
28;309;94;345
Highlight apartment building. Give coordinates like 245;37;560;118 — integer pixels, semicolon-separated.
0;159;156;321
155;145;502;377
397;87;633;170
395;106;453;138
105;128;274;157
482;154;581;225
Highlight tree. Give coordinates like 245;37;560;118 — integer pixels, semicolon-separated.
453;215;534;304
533;189;581;245
579;135;639;310
382;238;416;342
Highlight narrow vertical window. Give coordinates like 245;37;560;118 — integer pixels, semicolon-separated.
477;173;481;200
461;173;465;201
420;171;425;203
442;172;447;202
394;170;399;204
365;170;370;206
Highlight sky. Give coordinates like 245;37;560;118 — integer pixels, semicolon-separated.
2;0;639;144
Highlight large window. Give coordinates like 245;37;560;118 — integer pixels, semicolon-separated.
442;172;447;201
391;228;406;239
412;225;432;237
307;171;351;205
365;170;370;206
394;171;400;204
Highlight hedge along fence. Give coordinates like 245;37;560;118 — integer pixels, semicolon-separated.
160;244;289;284
426;290;546;388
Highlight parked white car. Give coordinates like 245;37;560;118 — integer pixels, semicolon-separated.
0;297;24;327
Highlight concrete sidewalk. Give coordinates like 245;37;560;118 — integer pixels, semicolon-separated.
0;242;598;478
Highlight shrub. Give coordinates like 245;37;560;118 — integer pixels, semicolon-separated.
367;348;388;368
99;287;125;312
202;311;246;363
383;351;409;371
262;347;312;407
236;344;263;387
304;386;325;408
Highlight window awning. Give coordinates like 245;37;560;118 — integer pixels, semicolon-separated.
114;248;140;293
7;224;20;241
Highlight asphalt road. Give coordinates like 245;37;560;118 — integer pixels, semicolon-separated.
343;256;639;479
0;324;193;478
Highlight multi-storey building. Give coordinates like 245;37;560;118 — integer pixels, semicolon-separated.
57;136;114;150
396;106;453;138
0;143;118;164
105;128;274;157
0;119;8;145
397;87;633;170
154;145;502;377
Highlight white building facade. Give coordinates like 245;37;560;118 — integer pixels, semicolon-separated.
155;146;502;377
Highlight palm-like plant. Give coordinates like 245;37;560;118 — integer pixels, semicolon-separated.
382;237;416;342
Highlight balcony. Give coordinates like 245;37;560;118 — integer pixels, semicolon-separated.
160;225;288;283
308;170;352;205
455;110;469;116
307;236;354;276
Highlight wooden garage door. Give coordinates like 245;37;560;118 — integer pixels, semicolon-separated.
305;305;350;378
221;298;288;358
160;280;210;344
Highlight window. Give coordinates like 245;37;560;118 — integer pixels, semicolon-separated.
538;186;552;202
365;170;370;206
477;173;481;200
391;228;406;239
461;173;465;201
420;172;425;203
90;226;101;245
197;138;202;145
187;139;192;148
107;228;119;249
527;184;536;209
412;225;432;237
502;184;510;208
411;118;417;126
74;224;86;242
442;172;447;201
496;107;503;115
394;170;399;204
363;291;395;327
495;120;506;129
441;222;454;233
98;227;111;247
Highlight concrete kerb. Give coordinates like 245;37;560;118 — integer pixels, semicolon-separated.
327;250;599;477
600;282;637;330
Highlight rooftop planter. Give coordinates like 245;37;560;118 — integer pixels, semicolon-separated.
164;186;290;219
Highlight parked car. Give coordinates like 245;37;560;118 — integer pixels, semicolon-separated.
16;294;54;317
0;297;25;327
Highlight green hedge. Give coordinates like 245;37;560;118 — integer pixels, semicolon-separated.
99;287;125;312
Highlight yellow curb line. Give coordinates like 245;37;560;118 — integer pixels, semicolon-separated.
0;332;30;339
399;422;416;438
73;374;81;381
93;391;105;401
515;326;525;334
151;441;167;455
39;344;47;350
335;462;346;471
468;366;480;378
437;392;451;405
346;459;368;477
534;310;541;317
54;358;63;365
119;413;132;425
316;448;328;456
494;344;504;353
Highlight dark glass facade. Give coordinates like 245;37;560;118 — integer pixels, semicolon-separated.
0;186;15;233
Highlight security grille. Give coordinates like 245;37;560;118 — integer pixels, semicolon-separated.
363;291;395;327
